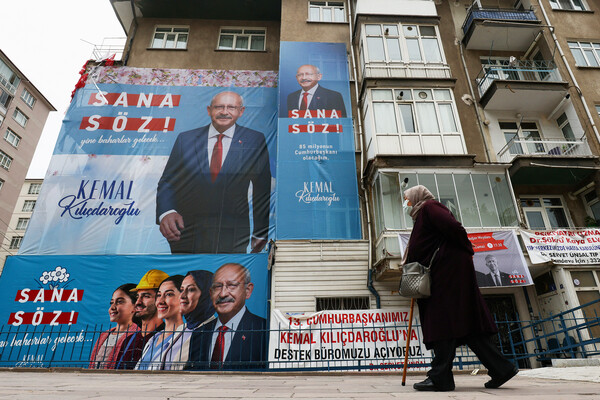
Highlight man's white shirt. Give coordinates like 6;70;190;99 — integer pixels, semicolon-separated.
210;306;247;360
297;84;319;109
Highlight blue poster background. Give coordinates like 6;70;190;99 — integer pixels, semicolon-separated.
276;42;361;239
0;254;268;367
19;69;277;255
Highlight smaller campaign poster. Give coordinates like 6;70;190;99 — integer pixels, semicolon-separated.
276;42;361;240
269;309;431;371
0;254;268;369
399;231;532;288
521;229;600;265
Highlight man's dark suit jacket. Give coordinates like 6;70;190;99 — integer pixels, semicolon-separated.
286;85;347;117
156;124;271;254
185;309;267;370
476;271;514;287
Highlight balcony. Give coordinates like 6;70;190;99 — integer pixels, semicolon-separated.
477;60;568;112
462;7;542;51
91;37;127;62
499;138;599;185
0;74;16;96
362;62;452;80
498;137;593;163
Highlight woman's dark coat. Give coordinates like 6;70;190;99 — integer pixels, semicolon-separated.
406;200;497;348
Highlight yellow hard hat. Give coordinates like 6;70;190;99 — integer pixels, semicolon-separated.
131;269;169;291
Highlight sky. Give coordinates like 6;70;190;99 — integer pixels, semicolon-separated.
0;0;125;178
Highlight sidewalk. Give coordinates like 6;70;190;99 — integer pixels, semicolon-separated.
0;367;598;399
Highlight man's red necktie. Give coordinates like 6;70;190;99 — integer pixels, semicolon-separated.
301;92;309;110
210;134;224;182
211;325;228;368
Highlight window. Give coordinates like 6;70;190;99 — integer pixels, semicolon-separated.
557;113;576;141
549;0;586;11
4;128;20;148
20;88;36;108
568;41;600;67
0;59;21;90
500;121;544;155
151;26;188;49
9;236;23;249
373;171;518;232
22;200;36;212
583;188;600;224
569;269;600;338
28;182;42;194
218;27;266;51
596;105;600;117
0;87;12;109
371;88;458;134
520;196;570;229
16;218;29;230
316;297;370;311
0;149;12;170
0;179;3;191
12;108;28;128
364;23;443;64
309;1;346;22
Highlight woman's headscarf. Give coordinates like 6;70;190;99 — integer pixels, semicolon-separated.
183;270;216;329
404;185;435;221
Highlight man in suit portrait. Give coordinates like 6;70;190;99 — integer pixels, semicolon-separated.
186;262;267;370
287;64;347;117
476;255;515;287
157;91;271;254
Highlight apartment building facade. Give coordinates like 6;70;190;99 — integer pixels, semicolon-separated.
104;0;600;353
0;50;54;256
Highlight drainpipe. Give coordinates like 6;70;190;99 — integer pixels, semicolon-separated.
347;0;380;308
537;1;600;145
457;39;492;162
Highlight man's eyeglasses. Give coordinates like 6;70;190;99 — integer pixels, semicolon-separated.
210;282;242;291
211;105;241;112
296;73;317;78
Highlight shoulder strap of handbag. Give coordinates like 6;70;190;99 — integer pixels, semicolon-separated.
426;247;440;269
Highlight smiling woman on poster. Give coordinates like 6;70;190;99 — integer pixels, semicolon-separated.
89;283;141;369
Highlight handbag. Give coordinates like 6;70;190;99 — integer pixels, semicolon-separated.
398;248;439;299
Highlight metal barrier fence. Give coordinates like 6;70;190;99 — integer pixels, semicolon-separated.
1;299;599;371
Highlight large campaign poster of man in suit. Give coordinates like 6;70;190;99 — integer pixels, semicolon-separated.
157;91;271;254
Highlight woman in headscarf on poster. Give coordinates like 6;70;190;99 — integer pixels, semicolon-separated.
136;275;185;370
89;283;141;369
402;185;518;392
164;270;216;369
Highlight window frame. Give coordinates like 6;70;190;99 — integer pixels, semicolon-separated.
22;200;36;212
217;27;267;52
0;149;13;170
28;182;42;195
4;127;21;148
520;196;572;230
308;1;346;23
549;0;587;11
9;236;23;249
20;88;36;109
568;41;600;67
363;23;445;65
150;26;189;50
12;108;28;128
16;218;29;231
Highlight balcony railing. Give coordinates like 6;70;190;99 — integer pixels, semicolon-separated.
91;37;127;62
476;60;561;97
362;62;452;80
462;7;538;35
497;137;592;163
0;74;17;96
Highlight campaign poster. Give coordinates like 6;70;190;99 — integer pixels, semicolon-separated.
399;231;532;288
521;229;600;265
276;42;361;239
269;309;431;371
19;66;278;255
0;254;268;369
